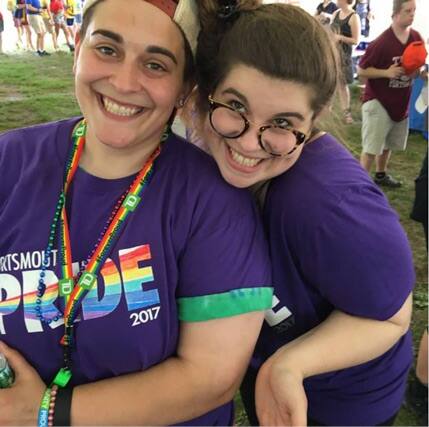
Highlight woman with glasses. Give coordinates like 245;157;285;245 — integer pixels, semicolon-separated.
186;2;415;426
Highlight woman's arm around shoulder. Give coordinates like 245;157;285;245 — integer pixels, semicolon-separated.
255;294;412;426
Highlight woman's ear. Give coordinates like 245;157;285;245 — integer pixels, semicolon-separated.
178;87;199;124
176;98;185;108
177;84;197;109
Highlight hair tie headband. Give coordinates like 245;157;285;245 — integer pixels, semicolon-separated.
218;0;239;20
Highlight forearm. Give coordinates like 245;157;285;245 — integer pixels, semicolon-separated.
357;66;389;79
272;294;412;379
338;34;358;46
72;356;237;426
71;311;265;425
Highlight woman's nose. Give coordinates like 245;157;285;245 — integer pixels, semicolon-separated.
110;61;142;93
236;126;263;154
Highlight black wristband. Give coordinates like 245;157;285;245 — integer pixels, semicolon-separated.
53;386;73;426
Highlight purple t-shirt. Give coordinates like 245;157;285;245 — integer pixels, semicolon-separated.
0;118;272;426
255;133;414;425
359;27;422;121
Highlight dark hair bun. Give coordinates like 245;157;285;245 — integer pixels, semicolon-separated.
197;0;261;31
218;0;239;19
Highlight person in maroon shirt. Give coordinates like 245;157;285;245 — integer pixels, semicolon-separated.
358;0;423;188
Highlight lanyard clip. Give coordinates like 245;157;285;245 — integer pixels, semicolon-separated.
53;367;72;388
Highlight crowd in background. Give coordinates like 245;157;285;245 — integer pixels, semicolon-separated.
1;0;83;55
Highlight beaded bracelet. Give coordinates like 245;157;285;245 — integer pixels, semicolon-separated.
48;385;58;427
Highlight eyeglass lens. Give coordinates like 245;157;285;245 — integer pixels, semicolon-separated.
211;106;298;156
211;106;246;137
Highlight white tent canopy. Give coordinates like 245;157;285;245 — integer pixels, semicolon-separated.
0;0;428;52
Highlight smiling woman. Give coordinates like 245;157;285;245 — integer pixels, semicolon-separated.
187;2;416;426
0;1;273;426
200;65;316;188
73;1;190;177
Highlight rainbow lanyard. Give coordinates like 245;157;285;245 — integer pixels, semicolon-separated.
51;120;161;387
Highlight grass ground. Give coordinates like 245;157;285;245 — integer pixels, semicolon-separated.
0;53;427;426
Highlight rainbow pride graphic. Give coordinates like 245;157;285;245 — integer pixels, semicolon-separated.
0;245;159;333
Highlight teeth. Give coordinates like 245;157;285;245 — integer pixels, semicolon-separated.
102;96;142;117
229;147;262;167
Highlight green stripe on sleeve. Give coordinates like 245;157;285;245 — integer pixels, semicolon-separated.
177;287;273;322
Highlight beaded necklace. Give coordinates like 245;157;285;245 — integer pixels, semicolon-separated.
35;119;163;386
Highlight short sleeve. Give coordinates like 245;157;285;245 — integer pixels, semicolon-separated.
177;191;273;322
297;185;414;320
358;40;379;69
